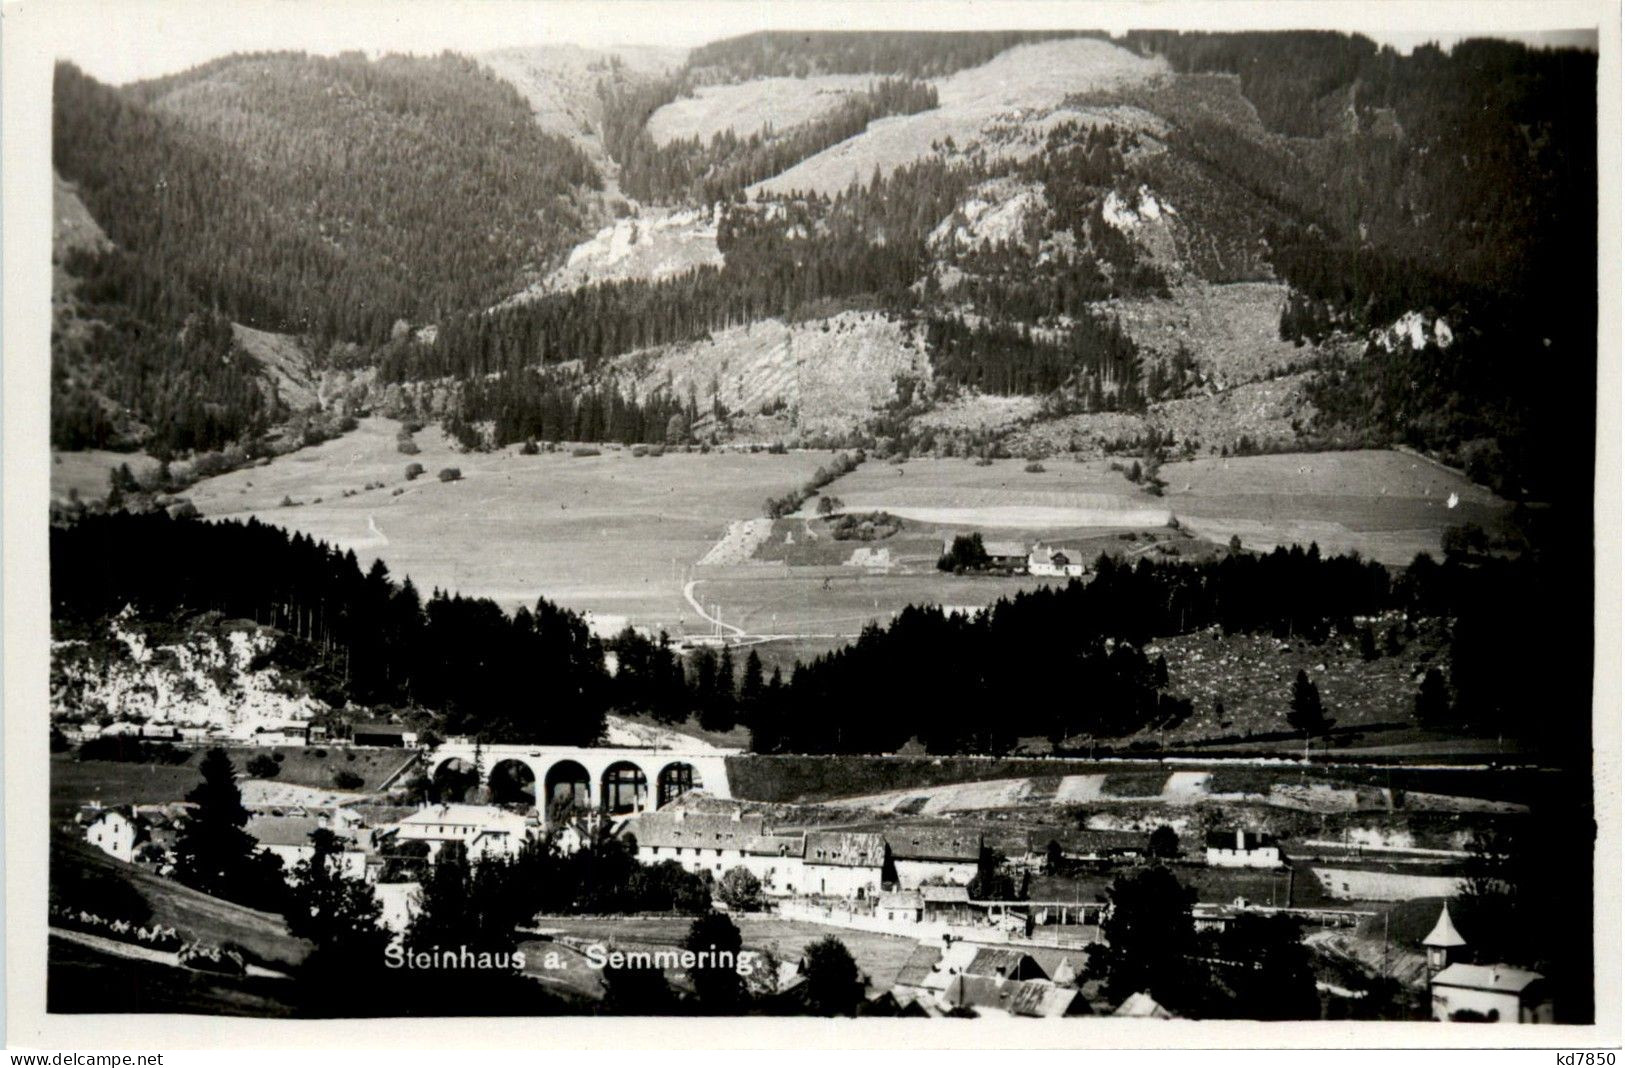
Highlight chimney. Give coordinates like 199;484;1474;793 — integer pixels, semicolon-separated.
1236;828;1246;850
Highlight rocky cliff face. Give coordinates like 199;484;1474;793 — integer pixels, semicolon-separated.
51;609;326;733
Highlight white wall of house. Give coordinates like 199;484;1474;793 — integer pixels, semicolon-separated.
803;862;883;899
84;814;138;863
894;859;977;888
1430;984;1547;1023
1205;845;1282;869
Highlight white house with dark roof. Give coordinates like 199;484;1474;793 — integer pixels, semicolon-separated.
246;813;367;881
1205;829;1282;868
82;807;142;863
1430;963;1553;1023
803;831;890;899
1027;545;1086;578
390;803;536;863
888;828;982;888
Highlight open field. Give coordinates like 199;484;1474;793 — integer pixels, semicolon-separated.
1165;450;1513;564
51;448;161;503
819;449;1511;567
688;566;1048;638
647;75;876;145
184;418;829;631
813;456;1174;529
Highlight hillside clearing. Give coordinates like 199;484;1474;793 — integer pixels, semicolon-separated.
647;75;878;145
754;39;1165;196
184;417;829;630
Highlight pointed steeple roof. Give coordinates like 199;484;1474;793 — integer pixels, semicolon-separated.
1423;903;1467;948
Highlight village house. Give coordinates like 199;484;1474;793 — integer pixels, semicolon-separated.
939;974;1089;1018
626;810;765;878
1205;829;1283;868
888;828;982;888
1430;963;1553;1024
802;831;891;899
878;890;924;924
245;813;367;881
1027;544;1087;578
387;803;536;862
981;540;1030;573
82;806;142;863
921;884;975;925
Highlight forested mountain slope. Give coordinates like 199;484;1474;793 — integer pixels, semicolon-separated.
51;51;617;455
53;32;1596;515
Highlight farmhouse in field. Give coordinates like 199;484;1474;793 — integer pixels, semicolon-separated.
1027;544;1087;577
982;540;1030;572
1205;829;1283;868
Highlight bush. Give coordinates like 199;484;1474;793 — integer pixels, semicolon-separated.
280;495;297;507
245;754;280;779
437;467;462;482
1024;462;1046;473
571;447;601;458
519;440;540;456
397;439;421;456
717;866;764;912
405;462;425;480
332;769;365;790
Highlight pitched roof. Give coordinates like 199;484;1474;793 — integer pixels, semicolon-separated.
246;814;322;849
1423;903;1468;948
1114;991;1176;1018
397;804;530;834
878;891;923;911
1432;963;1545;994
967;947;1041;980
1022;947;1091;985
886;828;981;862
921;885;971;904
804;831;887;868
626;811;766;850
942;975;1083;1017
895;943;945;989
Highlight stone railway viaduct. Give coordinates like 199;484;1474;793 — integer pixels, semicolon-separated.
427;740;734;820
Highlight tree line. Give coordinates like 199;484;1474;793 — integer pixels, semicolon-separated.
53;510;1584;757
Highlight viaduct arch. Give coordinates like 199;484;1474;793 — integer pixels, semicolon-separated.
426;741;734;823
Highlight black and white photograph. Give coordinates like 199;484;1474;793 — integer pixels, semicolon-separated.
2;0;1619;1049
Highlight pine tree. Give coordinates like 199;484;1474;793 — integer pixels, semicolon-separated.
1287;669;1326;734
1415;666;1452;726
173;747;283;908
